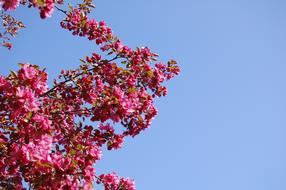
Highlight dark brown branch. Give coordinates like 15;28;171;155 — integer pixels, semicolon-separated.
55;5;68;16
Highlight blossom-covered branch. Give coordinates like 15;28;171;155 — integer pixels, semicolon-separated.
0;0;180;189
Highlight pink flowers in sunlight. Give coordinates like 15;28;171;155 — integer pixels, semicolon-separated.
19;64;37;79
22;134;53;161
16;86;39;112
0;0;56;18
0;1;180;189
1;0;19;10
33;114;52;131
99;173;136;190
39;0;55;19
0;75;8;89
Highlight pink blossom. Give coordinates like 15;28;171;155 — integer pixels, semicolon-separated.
49;153;72;172
2;42;12;49
154;68;165;83
0;75;8;89
99;123;114;132
33;78;48;94
33;114;52;131
107;135;124;150
21;134;52;161
120;178;136;190
83;182;93;190
84;89;97;104
96;79;104;91
18;64;48;94
39;0;54;19
0;2;180;188
88;145;102;160
1;0;19;10
84;165;96;181
19;64;37;80
16;86;39;111
99;172;136;190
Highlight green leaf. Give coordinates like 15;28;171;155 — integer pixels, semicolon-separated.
69;149;76;155
68;3;73;11
36;161;53;168
128;87;136;93
37;0;45;6
24;112;33;122
9;70;17;78
77;144;83;150
147;70;154;77
88;3;96;8
80;59;86;64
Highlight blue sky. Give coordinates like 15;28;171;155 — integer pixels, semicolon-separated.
2;0;286;189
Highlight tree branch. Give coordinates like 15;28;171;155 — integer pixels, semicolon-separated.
55;5;68;16
40;55;120;97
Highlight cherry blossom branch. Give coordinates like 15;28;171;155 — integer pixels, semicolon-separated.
0;1;179;189
40;55;119;97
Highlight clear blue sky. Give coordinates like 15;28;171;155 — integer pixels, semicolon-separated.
2;0;286;190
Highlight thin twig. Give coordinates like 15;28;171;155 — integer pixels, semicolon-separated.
55;5;68;16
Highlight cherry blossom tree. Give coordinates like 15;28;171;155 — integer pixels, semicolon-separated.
0;0;180;189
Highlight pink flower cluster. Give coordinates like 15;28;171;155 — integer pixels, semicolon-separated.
39;0;55;19
98;173;136;190
59;6;180;136
0;0;56;18
0;0;19;10
60;9;113;44
0;1;180;189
